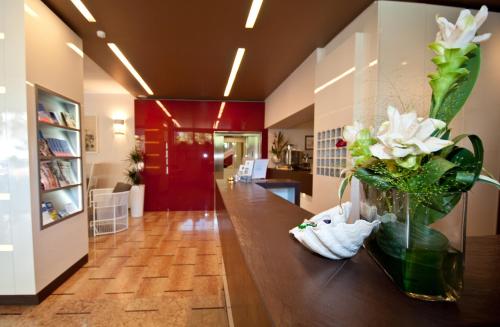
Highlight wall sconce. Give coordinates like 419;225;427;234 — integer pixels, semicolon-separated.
113;119;126;135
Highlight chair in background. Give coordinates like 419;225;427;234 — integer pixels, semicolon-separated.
90;182;132;236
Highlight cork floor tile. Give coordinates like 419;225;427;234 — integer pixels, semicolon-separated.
0;211;228;327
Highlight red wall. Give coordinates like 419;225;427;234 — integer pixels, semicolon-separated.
135;100;266;211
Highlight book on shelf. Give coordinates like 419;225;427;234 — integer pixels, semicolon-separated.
58;202;78;218
40;162;60;190
56;160;76;185
61;111;77;128
38;131;53;157
46;137;74;156
37;103;53;124
49;112;63;125
41;201;59;225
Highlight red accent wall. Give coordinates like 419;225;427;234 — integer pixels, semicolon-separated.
135;100;266;211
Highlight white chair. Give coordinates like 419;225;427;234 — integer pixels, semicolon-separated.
90;187;130;236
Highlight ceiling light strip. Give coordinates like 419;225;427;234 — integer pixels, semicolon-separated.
224;48;245;97
214;120;220;129
245;0;264;28
66;42;84;58
155;100;172;117
70;0;96;22
108;43;154;95
217;102;226;119
172;119;181;128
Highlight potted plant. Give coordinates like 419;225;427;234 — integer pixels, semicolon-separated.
125;147;145;218
340;6;499;301
271;131;288;164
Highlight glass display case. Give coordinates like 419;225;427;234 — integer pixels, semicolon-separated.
36;86;83;229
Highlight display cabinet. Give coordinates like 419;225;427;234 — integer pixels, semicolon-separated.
36;86;83;229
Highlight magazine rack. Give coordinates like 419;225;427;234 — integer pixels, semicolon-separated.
36;86;83;229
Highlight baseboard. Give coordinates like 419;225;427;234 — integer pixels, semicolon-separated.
0;254;88;305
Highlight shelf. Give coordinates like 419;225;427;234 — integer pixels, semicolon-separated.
38;121;80;132
40;156;81;161
42;183;82;194
41;209;84;230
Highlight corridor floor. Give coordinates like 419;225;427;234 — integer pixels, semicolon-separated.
0;211;228;326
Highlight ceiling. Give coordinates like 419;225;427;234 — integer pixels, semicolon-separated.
43;0;499;101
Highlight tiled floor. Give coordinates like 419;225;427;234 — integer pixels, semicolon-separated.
0;211;229;327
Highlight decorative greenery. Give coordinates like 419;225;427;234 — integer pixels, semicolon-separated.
339;6;499;300
271;131;288;161
125;147;144;185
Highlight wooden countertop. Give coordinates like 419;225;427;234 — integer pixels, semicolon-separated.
215;180;500;326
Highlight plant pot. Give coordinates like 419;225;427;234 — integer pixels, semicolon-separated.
130;184;145;218
271;154;281;165
360;183;467;302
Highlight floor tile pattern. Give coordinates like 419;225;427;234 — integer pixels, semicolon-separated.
0;211;228;327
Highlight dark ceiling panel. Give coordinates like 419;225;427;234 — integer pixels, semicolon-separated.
42;0;499;100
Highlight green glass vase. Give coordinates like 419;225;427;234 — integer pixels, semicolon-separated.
359;183;467;302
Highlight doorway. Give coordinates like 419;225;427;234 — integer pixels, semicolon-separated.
214;132;263;180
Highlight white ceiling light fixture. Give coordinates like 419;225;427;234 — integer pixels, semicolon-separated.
172;119;181;128
217;102;226;119
107;43;154;95
224;48;245;97
245;0;264;28
155;100;172;117
368;59;378;67
70;0;96;22
66;42;84;58
214;120;220;129
24;4;38;17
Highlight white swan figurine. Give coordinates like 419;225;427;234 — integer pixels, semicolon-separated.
289;202;380;260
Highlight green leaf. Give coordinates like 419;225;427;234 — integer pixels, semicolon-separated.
431;46;481;124
445;134;483;191
338;174;352;201
353;168;393;190
406;157;455;191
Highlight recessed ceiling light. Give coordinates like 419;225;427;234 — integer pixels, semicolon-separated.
24;4;38;17
155;100;172;117
172;119;181;128
0;33;5;40
0;86;6;94
96;30;106;39
224;48;245;97
217;102;226;119
66;42;84;57
70;0;96;22
108;43;154;95
245;0;263;28
368;59;378;67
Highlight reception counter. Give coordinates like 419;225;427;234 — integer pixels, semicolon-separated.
215;179;500;326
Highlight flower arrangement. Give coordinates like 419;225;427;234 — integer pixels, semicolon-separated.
339;6;499;301
340;5;498;204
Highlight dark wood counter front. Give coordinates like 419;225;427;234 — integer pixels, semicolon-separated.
267;168;312;196
215;179;500;327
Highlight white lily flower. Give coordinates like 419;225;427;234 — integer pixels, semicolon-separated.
343;121;364;144
369;106;453;160
435;5;491;50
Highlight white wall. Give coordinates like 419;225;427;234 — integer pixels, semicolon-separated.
265;51;316;128
0;0;36;295
83;57;135;188
25;0;88;292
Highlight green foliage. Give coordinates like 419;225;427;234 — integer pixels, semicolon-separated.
348;129;376;166
429;44;481;124
125;147;144;185
271;131;288;159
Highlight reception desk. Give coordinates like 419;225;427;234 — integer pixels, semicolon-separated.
215;179;500;326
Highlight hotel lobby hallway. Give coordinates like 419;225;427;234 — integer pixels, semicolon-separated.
0;212;228;326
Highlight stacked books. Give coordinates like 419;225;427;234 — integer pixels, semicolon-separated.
37;104;53;123
38;132;53;157
41;201;59;225
40;160;77;190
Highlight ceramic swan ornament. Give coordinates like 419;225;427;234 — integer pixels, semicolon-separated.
289;202;380;260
